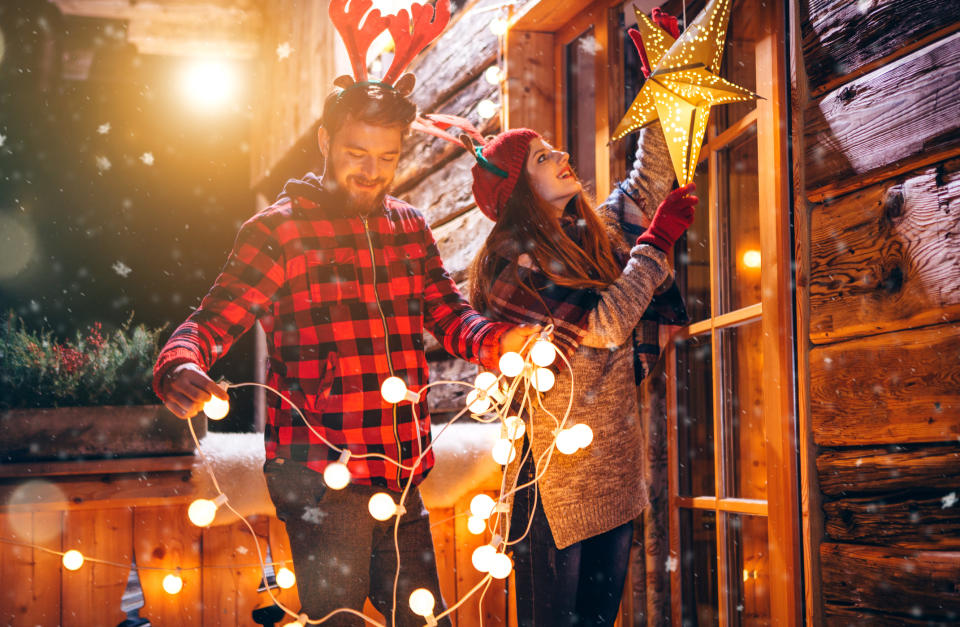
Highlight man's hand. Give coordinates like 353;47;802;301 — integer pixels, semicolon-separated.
499;324;543;358
160;363;228;420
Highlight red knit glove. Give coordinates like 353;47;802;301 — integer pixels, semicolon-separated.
636;182;698;252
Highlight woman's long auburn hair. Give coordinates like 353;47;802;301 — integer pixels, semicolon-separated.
469;165;625;314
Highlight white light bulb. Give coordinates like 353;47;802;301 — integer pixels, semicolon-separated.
62;549;84;571
484;65;502;85
323;462;351;490
283;615;309;627
488;553;513;579
475;371;498;393
491;438;516;465
276;566;296;589
162;573;183;594
203;395;230;420
570;423;594;449
498;352;524;377
477;99;498;120
489;16;508;36
470;494;496;519
532;367;555;392
471;544;496;573
409;588;436;617
530;339;556;367
467;515;486;535
466;389;492;414
368;492;398;521
555;429;580;455
188;498;218;527
504;415;525;441
380;376;408;404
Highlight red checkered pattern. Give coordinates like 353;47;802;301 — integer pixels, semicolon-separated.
154;194;508;491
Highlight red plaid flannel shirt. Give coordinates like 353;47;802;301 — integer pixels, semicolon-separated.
154;191;508;491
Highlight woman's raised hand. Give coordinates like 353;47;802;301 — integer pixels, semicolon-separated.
635;182;698;253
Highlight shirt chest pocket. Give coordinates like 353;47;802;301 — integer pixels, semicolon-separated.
385;244;425;300
305;248;360;303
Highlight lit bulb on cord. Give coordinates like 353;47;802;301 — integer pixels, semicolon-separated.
484;65;502;85
203;394;230;420
162;572;183;595
471;544;497;573
368;492;398;521
742;249;761;269
467;515;486;535
530;339;556;367
276;566;296;589
381;376;417;404
409;588;436;617
283;614;309;627
62;549;84;571
570;423;594;449
466;389;492;414
188;494;228;527
477;99;498;120
532;367;555;392
488;552;513;579
489;16;508;36
475;371;499;394
470;494;496;519
504;415;525;441
555;429;580;455
498;351;524;377
491;438;516;465
323;450;351;490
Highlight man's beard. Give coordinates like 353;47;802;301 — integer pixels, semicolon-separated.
322;170;389;216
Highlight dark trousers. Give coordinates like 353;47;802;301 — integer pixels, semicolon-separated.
510;459;634;627
264;458;452;627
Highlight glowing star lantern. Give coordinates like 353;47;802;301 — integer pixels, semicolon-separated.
504;415;525;441
555;429;580;455
491;438;517;465
203;394;230;420
612;0;759;184
470;493;496;519
409;588;436;617
188;494;228;527
276;567;296;589
570;423;594;449
471;544;496;573
62;549;84;571
323;451;351;490
162;573;183;595
530;339;557;367
498;351;525;377
368;492;398;521
488;553;513;579
532;367;555;392
467;515;486;535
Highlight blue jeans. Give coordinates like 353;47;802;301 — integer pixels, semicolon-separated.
511;458;634;627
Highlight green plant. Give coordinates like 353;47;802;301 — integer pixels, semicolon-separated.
0;313;166;409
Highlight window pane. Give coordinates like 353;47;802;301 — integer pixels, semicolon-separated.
720;321;767;500
677;160;711;323
680;508;719;626
566;27;596;191
677;334;714;497
727;514;771;626
715;0;759;133
717;123;760;313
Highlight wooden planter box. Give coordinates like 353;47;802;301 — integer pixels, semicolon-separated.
0;405;205;462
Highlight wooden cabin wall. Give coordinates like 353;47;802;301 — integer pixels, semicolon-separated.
795;1;960;624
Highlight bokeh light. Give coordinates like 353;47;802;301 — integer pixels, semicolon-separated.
180;59;237;112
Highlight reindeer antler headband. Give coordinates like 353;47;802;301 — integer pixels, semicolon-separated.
328;0;451;97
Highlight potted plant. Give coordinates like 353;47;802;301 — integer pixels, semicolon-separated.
0;313;205;462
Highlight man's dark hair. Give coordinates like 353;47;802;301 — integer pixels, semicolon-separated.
321;82;418;137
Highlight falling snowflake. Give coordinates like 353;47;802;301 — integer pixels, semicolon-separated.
942;492;957;509
0;133;6;147
140;152;155;166
276;42;293;60
111;260;132;277
97;122;111;135
235;545;249;555
665;555;679;573
302;506;325;524
95;155;112;172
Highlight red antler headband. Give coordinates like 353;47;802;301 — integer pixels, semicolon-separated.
328;0;451;94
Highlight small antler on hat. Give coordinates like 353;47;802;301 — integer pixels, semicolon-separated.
410;114;486;147
383;0;451;85
328;0;390;83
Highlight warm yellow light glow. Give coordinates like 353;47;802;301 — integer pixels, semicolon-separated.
380;376;408;404
570;423;594;449
504;415;525;441
466;389;492;414
62;549;84;571
555;429;580;455
467;515;486;535
188;498;218;527
531;367;555;392
489;16;508;36
162;573;183;595
477;99;498;120
368;492;398;521
530;340;556;367
470;494;496;519
484;65;502;85
475;372;499;393
323;462;351;490
742;249;761;269
181;59;237;111
409;588;436;616
471;544;496;572
488;553;513;579
491;438;516;465
203;395;230;420
276;567;296;589
498;352;524;377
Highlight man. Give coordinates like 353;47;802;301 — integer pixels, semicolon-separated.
153;81;535;625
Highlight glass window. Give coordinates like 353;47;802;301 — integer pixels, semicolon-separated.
681;508;720;626
717;123;760;313
565;27;597;191
727;514;771;625
677;333;715;497
720;321;767;500
677;160;712;323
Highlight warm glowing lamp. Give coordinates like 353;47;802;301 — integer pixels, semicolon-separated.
742;249;761;269
504;415;525;441
203;394;230;420
471;544;496;573
532;367;555;392
489;16;508;36
477;99;498;120
491;438;516;465
570;423;594;449
368;492;398;521
555;429;580;455
530;339;557;367
498;352;524;377
488;553;513;579
276;566;296;589
467;515;486;535
409;588;436;616
484;65;502;85
470;494;496;519
162;573;183;595
323;450;351;490
188;494;228;527
62;549;84;571
181;59;237;112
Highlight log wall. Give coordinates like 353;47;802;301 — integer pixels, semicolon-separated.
797;1;960;623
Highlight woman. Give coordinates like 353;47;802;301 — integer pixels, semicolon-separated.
466;125;696;626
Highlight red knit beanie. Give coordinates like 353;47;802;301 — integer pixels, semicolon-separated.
471;128;541;222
